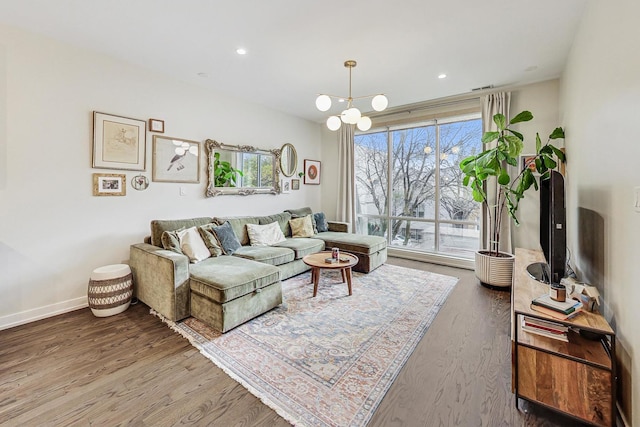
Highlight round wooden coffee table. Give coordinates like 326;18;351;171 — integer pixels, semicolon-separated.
302;251;359;297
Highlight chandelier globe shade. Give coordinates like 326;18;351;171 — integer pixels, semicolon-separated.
372;94;388;112
315;60;387;131
327;116;342;131
315;95;332;112
357;116;372;131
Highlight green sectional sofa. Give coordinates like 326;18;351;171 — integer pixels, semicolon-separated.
129;208;387;332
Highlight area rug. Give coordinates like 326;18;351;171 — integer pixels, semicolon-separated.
154;263;458;427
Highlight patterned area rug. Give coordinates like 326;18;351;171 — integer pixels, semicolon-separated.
156;263;458;426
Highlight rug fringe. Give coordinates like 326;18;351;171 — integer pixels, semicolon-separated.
149;309;303;426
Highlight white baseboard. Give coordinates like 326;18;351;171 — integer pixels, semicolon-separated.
0;297;88;331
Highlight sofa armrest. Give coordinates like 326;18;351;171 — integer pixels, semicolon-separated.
327;221;350;233
129;243;190;321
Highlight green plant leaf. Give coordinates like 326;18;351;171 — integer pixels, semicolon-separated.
493;114;507;131
498;171;510;186
544;156;557;169
550;145;566;162
506;156;518;167
549;127;565;139
506;129;524;141
505;135;523;157
482;131;500;144
509;111;533;124
536;133;542;153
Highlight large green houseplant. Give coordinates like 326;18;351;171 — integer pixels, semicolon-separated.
460;110;565;287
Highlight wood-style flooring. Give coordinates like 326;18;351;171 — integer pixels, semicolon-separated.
1;257;586;426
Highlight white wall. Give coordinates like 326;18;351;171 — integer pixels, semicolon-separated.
0;24;322;329
560;0;639;424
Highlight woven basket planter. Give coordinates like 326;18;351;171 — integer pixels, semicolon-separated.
474;250;514;289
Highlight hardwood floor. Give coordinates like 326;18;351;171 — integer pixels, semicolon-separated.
1;257;586;426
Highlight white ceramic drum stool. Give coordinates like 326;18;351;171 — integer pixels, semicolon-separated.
88;264;134;317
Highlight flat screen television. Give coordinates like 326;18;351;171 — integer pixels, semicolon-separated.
527;170;566;284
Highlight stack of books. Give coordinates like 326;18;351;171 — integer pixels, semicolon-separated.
530;294;583;320
521;315;569;342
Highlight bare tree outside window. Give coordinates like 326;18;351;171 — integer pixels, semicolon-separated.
354;116;482;259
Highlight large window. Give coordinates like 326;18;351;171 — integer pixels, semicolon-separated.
354;114;482;259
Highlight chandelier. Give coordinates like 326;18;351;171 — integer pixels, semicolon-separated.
315;60;388;131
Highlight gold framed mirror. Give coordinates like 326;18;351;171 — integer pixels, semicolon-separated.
280;143;297;177
205;139;281;197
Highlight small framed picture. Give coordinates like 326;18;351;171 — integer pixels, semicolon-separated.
149;118;165;133
291;179;300;190
93;112;146;171
152;135;200;183
281;179;291;194
520;154;538;173
304;159;321;185
93;173;126;196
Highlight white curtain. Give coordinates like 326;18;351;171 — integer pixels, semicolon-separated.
481;92;511;253
336;124;356;232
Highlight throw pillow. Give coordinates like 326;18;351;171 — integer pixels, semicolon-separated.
177;227;211;263
246;222;287;246
314;212;329;233
211;221;242;255
197;224;224;257
286;207;317;233
161;227;185;254
289;215;314;238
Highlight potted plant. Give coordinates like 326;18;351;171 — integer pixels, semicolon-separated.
213;152;243;187
459;111;565;288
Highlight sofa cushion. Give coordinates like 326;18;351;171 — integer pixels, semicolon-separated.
189;256;280;304
313;232;387;255
246;222;286;246
273;237;324;259
196;224;224;257
160;228;185;254
285;207;317;233
212;216;261;246
258;212;293;237
314;212;329;232
211;221;242;255
289;215;314;238
233;245;295;266
177;227;211;263
151;217;212;247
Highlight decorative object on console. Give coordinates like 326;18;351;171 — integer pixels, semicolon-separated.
93;173;126;196
279;143;297;177
148;118;165;133
92;111;146;171
315;59;388;131
131;174;149;191
459;111;565;289
303;159;321;185
152;135;200;183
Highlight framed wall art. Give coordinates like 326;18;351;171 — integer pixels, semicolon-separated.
291;179;300;190
520;154;538;173
92;111;146;171
303;159;321;185
281;178;291;194
149;118;165;133
93;173;126;196
152;135;200;183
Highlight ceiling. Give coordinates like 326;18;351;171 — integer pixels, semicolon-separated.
0;0;587;124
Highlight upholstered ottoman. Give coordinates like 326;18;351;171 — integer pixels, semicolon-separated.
88;264;134;317
189;256;282;333
313;232;387;273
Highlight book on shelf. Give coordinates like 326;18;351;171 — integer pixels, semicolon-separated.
530;302;582;320
522;315;569;333
531;294;582;314
520;317;569;342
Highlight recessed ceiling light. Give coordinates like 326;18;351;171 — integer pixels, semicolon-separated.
438;73;447;79
236;48;247;55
